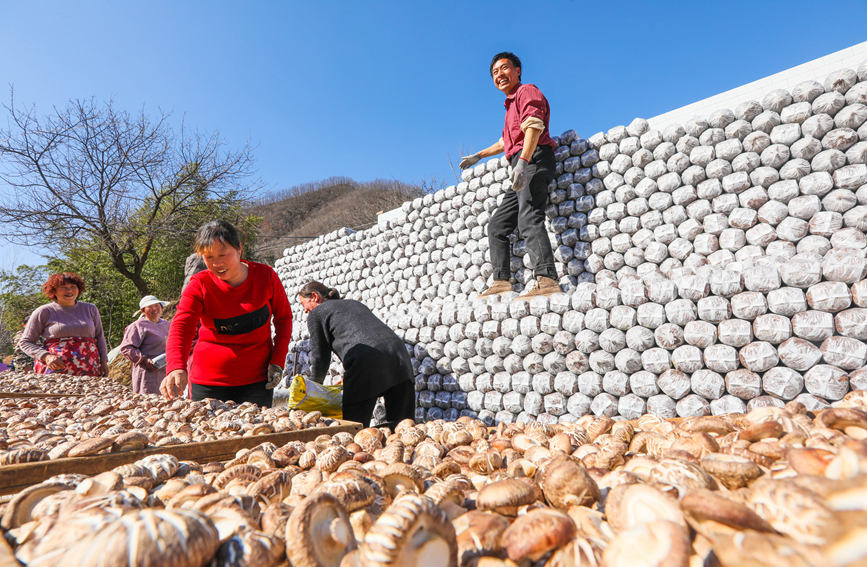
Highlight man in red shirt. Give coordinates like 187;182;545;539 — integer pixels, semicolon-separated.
461;51;560;298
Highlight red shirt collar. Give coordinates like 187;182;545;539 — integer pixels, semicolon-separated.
503;82;523;106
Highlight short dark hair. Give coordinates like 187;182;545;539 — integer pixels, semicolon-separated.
298;281;341;301
195;220;242;253
43;272;86;301
490;52;522;77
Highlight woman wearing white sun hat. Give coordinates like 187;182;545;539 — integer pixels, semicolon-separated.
120;295;171;394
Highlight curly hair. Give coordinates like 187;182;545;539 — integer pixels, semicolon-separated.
42;273;86;301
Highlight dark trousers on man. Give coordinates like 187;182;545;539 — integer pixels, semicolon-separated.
488;145;557;281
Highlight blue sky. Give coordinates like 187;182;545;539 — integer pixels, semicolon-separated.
1;0;865;270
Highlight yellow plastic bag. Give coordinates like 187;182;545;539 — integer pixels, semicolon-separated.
286;375;343;419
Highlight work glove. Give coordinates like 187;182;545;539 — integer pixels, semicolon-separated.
510;158;529;192
459;153;481;169
266;364;284;389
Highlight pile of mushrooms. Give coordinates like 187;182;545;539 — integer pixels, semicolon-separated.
0;374;335;466
0;391;864;565
0;372;133;396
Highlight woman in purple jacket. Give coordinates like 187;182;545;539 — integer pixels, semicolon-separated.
19;272;108;376
120;295;170;394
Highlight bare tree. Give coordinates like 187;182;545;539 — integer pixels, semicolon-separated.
0;95;255;294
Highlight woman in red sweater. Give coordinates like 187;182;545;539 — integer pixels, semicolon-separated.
160;220;292;407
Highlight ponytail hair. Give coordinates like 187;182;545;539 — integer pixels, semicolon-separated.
299;281;341;300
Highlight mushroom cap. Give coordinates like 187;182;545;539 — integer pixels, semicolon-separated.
260;501;293;537
151;478;192;505
544;535;604;567
423;479;465;508
1;481;71;529
700;453;763;489
66;437;115;458
537;455;600;510
601;520;691;567
748;440;786;461
548;432;573;454
708;530;823;567
681;488;776;534
825;477;867;512
648;457;716;493
738;420;785;442
679;416;735;435
166;483;217;509
53;508;220;567
835;390;867;409
380;463;424;498
320;471;376;512
213;527;285;567
454;510;510;564
747;478;836;546
113;431;149;451
816;408;867;431
621;455;659;480
317;445;352;473
286;492;357;567
214;464;263;491
360;492;457;567
431;459;461;479
468;450;505;474
246;469;294;505
502;507;577;563
476;478;539;515
605;483;686;532
824;526;867;567
785;447;835;476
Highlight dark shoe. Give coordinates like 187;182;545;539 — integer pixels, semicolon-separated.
478;280;513;297
517;276;561;299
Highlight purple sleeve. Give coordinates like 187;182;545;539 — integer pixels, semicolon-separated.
119;320;145;364
18;305;50;362
90;304;109;362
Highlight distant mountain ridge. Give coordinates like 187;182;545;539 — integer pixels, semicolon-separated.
248;176;424;263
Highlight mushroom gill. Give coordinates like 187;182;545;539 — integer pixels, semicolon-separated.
359;492;457;567
604;484;686;532
285;492;357;567
601;520;691;567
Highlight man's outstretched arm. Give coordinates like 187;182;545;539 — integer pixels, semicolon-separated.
460;137;504;169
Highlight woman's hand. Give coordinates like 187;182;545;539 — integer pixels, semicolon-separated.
143;359;159;372
42;354;66;372
99;361;109;376
160;369;188;399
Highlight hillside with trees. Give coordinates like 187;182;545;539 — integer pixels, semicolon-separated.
248;177;424;263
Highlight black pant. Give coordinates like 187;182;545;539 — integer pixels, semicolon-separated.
190;380;273;407
342;379;415;430
488;145;557;281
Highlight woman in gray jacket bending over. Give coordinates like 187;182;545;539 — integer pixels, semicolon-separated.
298;281;415;429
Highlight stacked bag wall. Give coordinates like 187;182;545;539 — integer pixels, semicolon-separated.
275;61;867;424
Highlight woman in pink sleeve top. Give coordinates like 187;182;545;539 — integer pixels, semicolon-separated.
19;272;108;376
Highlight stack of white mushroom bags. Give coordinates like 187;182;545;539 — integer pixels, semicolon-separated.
276;60;867;424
